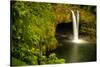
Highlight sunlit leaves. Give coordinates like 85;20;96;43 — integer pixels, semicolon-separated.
47;53;65;64
11;1;58;65
11;1;96;65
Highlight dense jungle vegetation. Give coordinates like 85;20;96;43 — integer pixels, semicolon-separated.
11;1;96;66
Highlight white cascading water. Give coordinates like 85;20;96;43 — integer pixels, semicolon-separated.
69;10;87;62
69;10;80;62
71;10;79;41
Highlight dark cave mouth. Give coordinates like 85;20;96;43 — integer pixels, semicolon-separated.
55;22;73;40
56;22;73;34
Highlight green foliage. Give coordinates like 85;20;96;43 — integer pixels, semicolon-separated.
11;1;96;65
11;1;59;65
12;57;27;66
47;53;65;64
38;53;65;65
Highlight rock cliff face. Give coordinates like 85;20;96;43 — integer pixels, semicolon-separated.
52;4;96;42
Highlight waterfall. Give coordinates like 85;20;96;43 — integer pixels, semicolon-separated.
71;10;79;40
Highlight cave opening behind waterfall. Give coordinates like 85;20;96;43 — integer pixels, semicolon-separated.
54;22;96;63
55;22;73;41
